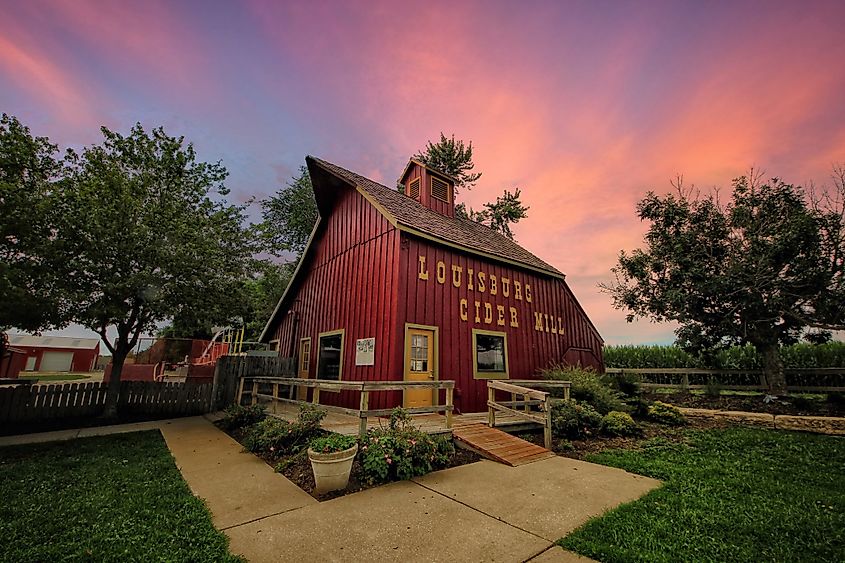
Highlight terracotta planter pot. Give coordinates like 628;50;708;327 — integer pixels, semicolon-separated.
308;443;358;494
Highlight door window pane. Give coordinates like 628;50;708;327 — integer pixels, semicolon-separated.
317;334;343;380
410;333;428;372
476;334;506;372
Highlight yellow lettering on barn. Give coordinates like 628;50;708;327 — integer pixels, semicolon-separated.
474;301;481;323
460;299;468;321
484;303;493;324
514;281;522;301
436;261;446;284
477;272;486;293
525;284;532;303
467;269;474;290
501;277;510;297
452;265;462;288
490;275;497;295
510;307;519;328
418;255;429;280
558;317;564;335
497;305;505;326
534;311;543;331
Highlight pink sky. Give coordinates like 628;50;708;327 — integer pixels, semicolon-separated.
2;0;844;345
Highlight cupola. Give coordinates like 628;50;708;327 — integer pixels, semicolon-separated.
398;159;456;218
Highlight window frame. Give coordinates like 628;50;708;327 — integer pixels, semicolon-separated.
471;328;509;380
298;337;311;374
316;329;345;384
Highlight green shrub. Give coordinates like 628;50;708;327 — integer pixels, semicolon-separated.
605;371;642;398
220;404;267;430
359;408;454;484
244;404;326;456
551;400;602;439
827;392;845;405
600;411;642;437
647;401;686;426
542;366;628;414
310;433;357;454
625;396;653;419
704;378;722;398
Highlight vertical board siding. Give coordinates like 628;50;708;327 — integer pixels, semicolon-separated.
398;236;603;413
268;186;603;414
273;188;401;410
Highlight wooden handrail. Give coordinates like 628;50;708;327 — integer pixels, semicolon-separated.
237;376;456;437
486;380;553;449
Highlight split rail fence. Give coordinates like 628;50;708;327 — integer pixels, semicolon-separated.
238;377;454;438
605;367;845;393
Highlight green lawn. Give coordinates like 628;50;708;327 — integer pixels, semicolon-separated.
0;431;242;562
560;428;844;562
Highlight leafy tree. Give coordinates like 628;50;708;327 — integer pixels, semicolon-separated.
414;133;481;193
260;166;317;259
0;114;67;362
57;124;256;416
455;189;529;240
241;261;294;340
602;171;845;395
416;133;529;240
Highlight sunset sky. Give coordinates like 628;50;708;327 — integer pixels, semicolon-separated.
2;0;844;346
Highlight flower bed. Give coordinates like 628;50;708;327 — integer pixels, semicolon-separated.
217;404;479;500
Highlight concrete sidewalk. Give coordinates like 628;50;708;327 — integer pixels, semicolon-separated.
0;416;659;562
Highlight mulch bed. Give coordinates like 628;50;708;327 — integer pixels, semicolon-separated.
218;423;481;501
516;417;731;461
651;392;845;417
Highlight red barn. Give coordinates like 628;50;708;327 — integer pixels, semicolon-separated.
9;334;100;373
260;157;603;413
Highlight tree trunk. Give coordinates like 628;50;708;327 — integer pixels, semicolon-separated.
760;343;787;396
102;347;128;419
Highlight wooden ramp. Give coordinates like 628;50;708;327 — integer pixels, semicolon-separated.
452;423;555;466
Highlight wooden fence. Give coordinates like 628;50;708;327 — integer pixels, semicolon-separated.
238;377;455;437
212;355;296;411
0;380;213;427
605;367;845;392
487;380;553;448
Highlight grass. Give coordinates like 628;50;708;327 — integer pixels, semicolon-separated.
559;428;844;562
19;373;91;382
0;431;242;562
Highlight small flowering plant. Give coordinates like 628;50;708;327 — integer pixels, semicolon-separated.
358;408;454;484
310;433;357;454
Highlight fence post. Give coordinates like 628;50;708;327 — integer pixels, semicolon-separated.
272;383;279;414
312;385;320;406
211;359;222;411
681;373;690;392
358;390;369;439
236;376;245;406
445;386;453;429
487;385;496;427
543;393;552;450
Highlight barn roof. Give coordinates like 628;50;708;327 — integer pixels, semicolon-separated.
308;156;564;278
8;334;100;350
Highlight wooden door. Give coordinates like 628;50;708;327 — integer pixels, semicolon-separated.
297;338;311;401
404;329;434;408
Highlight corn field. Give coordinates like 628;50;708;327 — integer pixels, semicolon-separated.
604;343;845;369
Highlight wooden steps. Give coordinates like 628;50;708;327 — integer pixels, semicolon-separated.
452;423;555;466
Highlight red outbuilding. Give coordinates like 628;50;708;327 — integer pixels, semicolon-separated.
9;334;100;373
260;157;603;414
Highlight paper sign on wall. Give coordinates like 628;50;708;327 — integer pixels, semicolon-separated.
355;337;375;366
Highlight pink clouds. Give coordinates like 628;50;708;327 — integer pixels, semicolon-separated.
2;0;844;345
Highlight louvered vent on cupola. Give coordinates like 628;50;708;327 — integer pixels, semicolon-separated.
399;158;456;218
430;176;449;202
409;177;421;199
